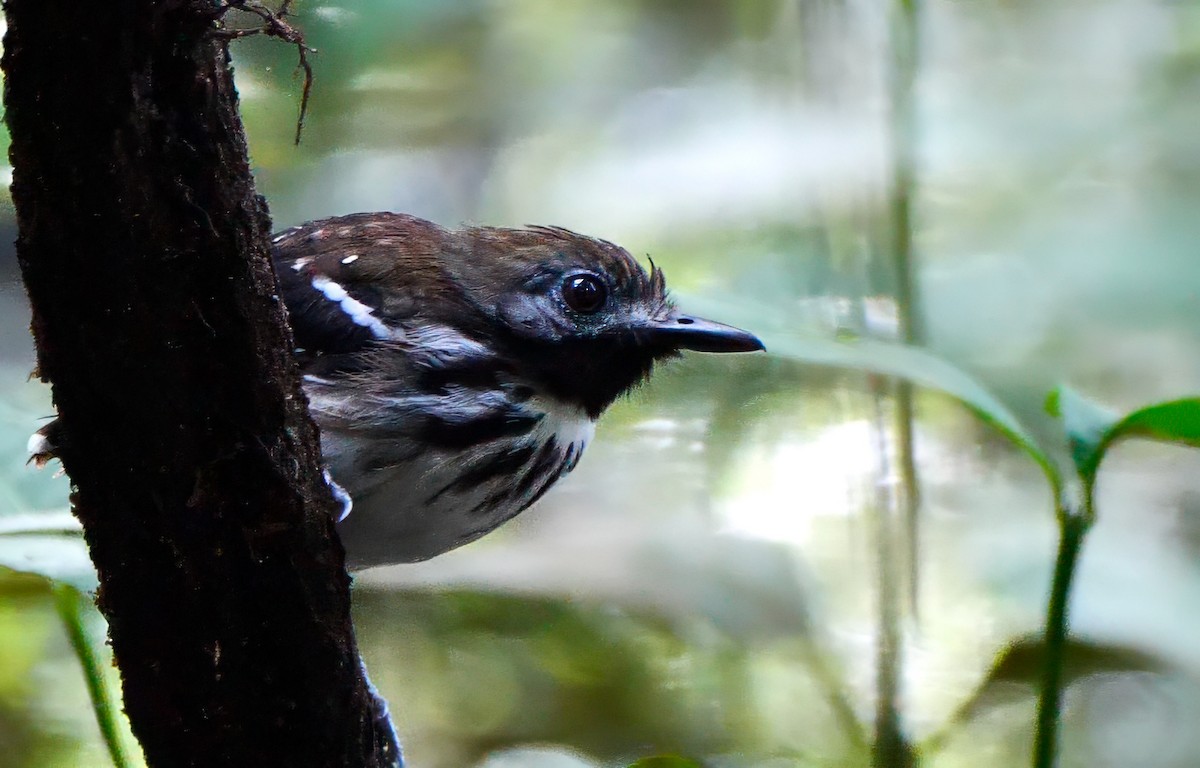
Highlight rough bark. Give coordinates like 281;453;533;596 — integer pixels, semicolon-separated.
2;1;400;766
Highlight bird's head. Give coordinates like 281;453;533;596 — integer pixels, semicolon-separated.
445;224;762;416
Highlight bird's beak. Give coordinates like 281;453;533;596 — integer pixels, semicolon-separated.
643;311;765;353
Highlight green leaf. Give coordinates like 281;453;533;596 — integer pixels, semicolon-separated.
0;511;95;591
53;584;134;768
626;757;704;768
678;297;1059;492
1047;389;1200;485
1105;397;1200;451
761;333;1060;490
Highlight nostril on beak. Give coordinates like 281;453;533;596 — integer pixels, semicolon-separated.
650;313;763;353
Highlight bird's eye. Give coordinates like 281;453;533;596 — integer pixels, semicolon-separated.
562;274;607;314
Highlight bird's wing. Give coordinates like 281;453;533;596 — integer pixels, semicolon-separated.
273;219;386;355
271;214;495;387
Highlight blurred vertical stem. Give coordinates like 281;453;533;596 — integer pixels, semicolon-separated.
888;0;924;624
1032;495;1092;768
834;219;911;762
873;0;921;764
53;583;132;768
883;0;926;638
866;381;912;768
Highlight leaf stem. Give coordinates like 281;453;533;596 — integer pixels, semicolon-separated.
1031;506;1090;768
52;583;133;768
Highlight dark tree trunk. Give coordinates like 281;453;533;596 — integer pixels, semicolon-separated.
2;1;400;766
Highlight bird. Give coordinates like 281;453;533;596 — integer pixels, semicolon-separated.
32;212;764;569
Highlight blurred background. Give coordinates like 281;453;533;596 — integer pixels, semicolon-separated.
2;1;1200;766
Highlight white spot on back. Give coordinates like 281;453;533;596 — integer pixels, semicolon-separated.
291;257;311;272
311;275;400;340
341;254;359;265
